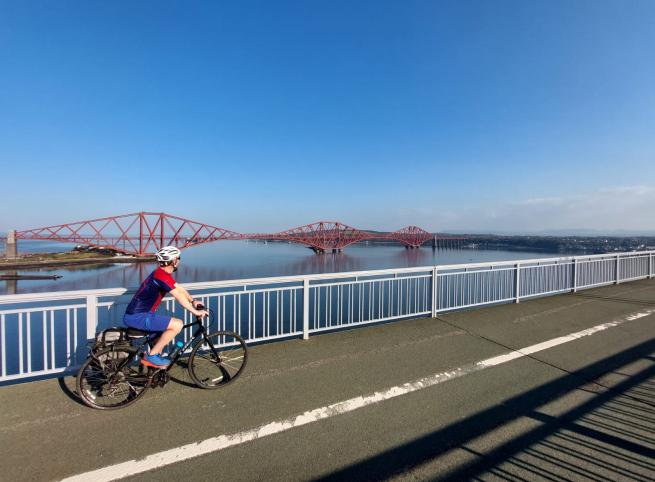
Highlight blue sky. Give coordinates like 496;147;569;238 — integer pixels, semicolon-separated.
1;1;654;234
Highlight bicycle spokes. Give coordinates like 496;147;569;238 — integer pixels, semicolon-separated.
77;347;150;409
188;331;248;389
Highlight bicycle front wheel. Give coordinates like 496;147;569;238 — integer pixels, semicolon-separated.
76;346;150;409
188;331;248;389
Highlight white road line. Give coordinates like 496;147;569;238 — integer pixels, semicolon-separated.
62;308;655;482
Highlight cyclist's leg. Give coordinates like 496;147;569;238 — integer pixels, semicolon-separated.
150;317;183;355
124;312;182;355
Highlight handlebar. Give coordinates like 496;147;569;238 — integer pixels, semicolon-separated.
193;302;209;320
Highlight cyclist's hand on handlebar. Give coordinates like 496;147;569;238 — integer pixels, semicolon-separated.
194;309;209;318
192;300;205;310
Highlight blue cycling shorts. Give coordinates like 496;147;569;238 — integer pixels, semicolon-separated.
123;312;172;333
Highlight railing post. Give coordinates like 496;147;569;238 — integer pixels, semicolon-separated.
649;252;653;279
616;254;620;285
302;278;310;340
86;295;98;340
515;263;521;303
431;267;438;317
572;257;577;293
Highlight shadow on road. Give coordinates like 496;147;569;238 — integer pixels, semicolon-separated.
572;292;655;307
57;375;87;407
316;338;655;481
57;356;203;409
168;358;202;388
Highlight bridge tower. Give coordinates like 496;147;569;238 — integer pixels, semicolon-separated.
5;230;17;258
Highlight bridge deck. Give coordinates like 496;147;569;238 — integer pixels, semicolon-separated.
1;279;655;481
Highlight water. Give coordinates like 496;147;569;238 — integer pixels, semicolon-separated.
1;240;572;295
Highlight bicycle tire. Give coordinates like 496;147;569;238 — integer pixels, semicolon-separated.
76;346;150;409
188;331;248;389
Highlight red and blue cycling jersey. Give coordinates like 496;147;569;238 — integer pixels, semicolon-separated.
125;268;176;314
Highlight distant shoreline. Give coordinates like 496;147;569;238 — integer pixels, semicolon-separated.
2;231;654;271
0;255;155;270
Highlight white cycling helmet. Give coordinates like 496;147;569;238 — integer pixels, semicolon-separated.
156;246;181;263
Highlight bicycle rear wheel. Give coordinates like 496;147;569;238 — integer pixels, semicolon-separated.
188;331;248;389
76;346;150;409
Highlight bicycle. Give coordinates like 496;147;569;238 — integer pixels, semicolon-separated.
76;308;248;410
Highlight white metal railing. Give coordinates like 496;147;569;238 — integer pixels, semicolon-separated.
1;250;653;383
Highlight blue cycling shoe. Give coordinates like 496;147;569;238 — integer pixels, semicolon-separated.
141;352;170;368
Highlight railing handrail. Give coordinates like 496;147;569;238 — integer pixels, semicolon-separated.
1;249;654;304
435;250;655;271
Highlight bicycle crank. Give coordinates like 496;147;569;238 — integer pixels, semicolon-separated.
150;369;170;388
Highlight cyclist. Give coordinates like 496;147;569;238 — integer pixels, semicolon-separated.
123;246;208;368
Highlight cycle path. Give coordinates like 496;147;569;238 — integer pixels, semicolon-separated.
1;279;654;481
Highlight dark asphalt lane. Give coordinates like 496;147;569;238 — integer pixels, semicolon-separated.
1;280;654;481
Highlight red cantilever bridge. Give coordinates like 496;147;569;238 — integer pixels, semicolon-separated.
10;212;465;256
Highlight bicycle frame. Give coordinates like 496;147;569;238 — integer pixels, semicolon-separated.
165;316;215;370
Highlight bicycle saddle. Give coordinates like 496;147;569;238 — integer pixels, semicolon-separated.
125;327;149;338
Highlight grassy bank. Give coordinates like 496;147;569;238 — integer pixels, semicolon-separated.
0;251;155;270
